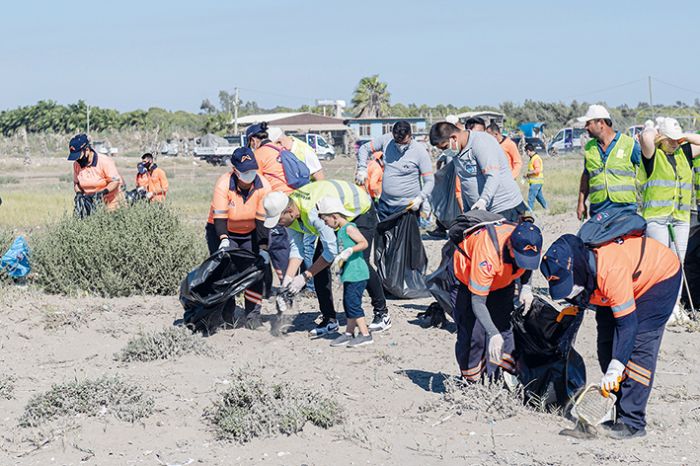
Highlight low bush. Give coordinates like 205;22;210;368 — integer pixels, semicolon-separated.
19;376;153;427
0;375;15;400
0;175;20;185
33;203;206;297
205;370;343;443
116;326;212;362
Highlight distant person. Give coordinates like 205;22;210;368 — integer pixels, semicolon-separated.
429;122;526;221
364;149;384;203
68;133;123;212
576;105;641;220
317;197;373;348
135;153;169;202
465;117;486;132
525;144;548;210
486;123;523;179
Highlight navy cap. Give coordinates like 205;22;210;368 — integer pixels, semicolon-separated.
540;237;575;300
245;122;268;139
137;162;147;175
231;147;258;172
510;221;542;270
68;134;89;161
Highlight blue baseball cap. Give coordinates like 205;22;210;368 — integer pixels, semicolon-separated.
245;123;268;139
68;134;90;161
137;162;147;175
231;147;258;172
510;222;543;270
540;237;575;300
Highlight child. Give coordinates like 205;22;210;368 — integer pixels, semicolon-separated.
316;197;373;347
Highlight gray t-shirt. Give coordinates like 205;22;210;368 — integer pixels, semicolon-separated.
453;131;523;213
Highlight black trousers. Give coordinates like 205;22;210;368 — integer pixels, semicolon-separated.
314;205;388;321
498;202;528;222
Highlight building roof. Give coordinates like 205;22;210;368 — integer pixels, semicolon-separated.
456;110;505;119
344;116;426;123
236;112;349;133
235;112;304;125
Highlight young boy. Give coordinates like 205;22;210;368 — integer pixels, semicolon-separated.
316;197;373;347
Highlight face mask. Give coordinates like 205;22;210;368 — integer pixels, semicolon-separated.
77;153;90;167
237;170;257;183
566;284;585;299
442;138;460;158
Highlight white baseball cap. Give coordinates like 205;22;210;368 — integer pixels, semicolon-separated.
263;191;290;228
445;115;459;125
267;126;285;142
657;117;684;141
316;196;352;217
577;104;611;123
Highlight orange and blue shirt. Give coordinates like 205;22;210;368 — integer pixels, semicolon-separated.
208;172;271;235
73;154;123;208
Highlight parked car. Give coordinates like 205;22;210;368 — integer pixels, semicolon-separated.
512;136;547;153
291;133;336;160
547;127;586;154
92;141;118;156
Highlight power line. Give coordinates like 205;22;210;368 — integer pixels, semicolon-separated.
564;78;645;99
652;77;700;97
236;86;317;103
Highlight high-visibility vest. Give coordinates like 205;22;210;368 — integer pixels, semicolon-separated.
693;155;700;208
289;180;372;235
584;134;637;204
638;147;692;222
527;154;544;185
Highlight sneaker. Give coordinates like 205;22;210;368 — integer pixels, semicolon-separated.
347;334;373;347
330;333;354;347
606;422;646;440
245;313;263;330
369;313;392;332
308;318;339;337
667;304;690;326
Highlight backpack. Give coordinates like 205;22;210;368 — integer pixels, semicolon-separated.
577;208;647;280
448;210;506;259
264;144;311;189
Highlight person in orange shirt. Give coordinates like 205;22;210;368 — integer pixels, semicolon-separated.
205;147;272;329
364;150;384;202
452;220;542;382
68;133;123;213
541;234;681;439
486;123;523;179
136;153;169;202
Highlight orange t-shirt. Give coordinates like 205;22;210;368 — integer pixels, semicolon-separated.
145;167;169;202
255;143;291;193
589;237;680;318
135;173;149;189
208;173;271;234
500;137;523;179
73;155;122;208
364;155;384;200
454;223;525;295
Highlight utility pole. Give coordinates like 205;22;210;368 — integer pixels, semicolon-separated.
233;87;240;135
86;103;91;136
648;76;654;120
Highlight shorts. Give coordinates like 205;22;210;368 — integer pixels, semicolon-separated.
343;280;367;319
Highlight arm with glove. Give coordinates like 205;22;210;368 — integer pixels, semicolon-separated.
331;224;368;275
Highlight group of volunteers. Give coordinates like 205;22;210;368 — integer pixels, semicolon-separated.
63;102;700;440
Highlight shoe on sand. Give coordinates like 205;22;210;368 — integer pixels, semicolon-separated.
347;334;373;347
330;333;354;347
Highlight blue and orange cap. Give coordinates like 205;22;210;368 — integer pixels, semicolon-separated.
540;237;575;300
68;134;90;161
231;147;258;172
510;222;543;270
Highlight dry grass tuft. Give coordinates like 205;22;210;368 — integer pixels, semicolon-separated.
115;326;212;362
0;375;15;400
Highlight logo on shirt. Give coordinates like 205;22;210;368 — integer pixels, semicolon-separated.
479;260;492;273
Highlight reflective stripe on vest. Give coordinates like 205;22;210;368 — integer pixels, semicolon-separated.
584;134;637;204
638;147;692;223
289;180;371;235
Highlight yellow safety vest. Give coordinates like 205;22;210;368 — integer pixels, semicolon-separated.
528;154;544;185
584;133;637;204
638;147;693;223
693;155;700;207
289;180;372;235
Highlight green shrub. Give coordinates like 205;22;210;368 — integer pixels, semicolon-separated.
33;203;206;297
205;370;343;443
0;375;15;400
20;375;153;427
116;326;212;362
0;176;20;185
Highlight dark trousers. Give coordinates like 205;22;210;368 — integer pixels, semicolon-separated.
498;202;528;223
595;271;680;430
314;205;388;321
451;283;516;380
269;224;290;277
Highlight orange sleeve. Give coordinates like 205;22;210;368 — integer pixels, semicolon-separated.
211;174;230;220
101;158;122;184
506;142;522;178
467;236;498;296
157;168;169;192
598;268;636;318
73;162;80;184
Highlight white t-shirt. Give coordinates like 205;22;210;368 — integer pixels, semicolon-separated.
291;137;323;175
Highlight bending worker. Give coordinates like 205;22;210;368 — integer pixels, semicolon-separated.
452;220;542;382
207;147;272;329
262;180;388;336
541;233;681;439
68;133;123;210
135;153;169;202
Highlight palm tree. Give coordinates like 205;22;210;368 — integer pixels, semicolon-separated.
351;75;390;118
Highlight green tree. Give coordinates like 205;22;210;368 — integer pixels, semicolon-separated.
351;75;390;118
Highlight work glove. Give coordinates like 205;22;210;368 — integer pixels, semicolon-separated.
488;333;504;363
259;249;270;265
519;284;534;315
331;248;353;275
354;169;367;186
600;359;625;397
218;238;230;250
281;275;293;288
471;198;487;211
288;274;307;295
407;195;423;211
146;191;154;200
420;199;432;218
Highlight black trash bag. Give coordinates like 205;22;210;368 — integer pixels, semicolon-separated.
74;192;96;218
179;248;265;335
429;160;462;227
424;241;458;322
375;210;430;299
513;296;586;408
682;223;700;313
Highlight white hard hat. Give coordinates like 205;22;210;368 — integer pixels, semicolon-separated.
657;117;684;141
263;191;289;228
267;126;285;142
577;104;611;123
316;196;352;217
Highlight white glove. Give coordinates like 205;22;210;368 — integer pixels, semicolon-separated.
281;275;293;288
600;359;625;397
331;248;353;274
354;169;367;185
146;191;154;200
408;195;423;211
259;249;270;265
519;284;534;315
488;333;504;363
471;198;487;211
288;274;307;295
218;238;230;250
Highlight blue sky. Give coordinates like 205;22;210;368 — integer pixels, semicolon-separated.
2;0;699;112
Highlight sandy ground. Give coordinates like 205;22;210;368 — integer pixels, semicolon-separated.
1;212;699;466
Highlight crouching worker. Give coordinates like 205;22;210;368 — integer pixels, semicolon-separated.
68;133;123;214
317;197;373;348
206;147;272;329
540;234;681;439
452;220;542;382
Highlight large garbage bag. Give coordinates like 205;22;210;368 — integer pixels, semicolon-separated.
429;160;462;227
425;241;457;316
179;248;265;334
1;236;31;279
512;296;586;408
375;210;430;299
682;222;700;312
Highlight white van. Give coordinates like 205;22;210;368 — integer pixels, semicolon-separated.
294;134;336;160
548;127;587;153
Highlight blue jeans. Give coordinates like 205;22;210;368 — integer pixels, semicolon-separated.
343;280;367;319
303;234;317;292
527;184;548;210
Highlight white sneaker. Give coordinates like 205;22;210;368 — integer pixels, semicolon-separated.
369;313;392;332
308;318;339;337
667;305;690;326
